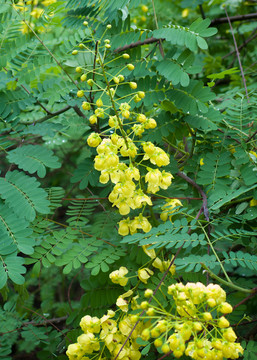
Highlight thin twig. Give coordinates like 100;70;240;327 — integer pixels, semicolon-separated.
17;17;89;102
73;105;86;118
177;171;209;221
21;306;71;342
246;128;257;143
199;4;206;19
211;12;257;26
222;27;257;59
114;37;163;53
151;0;164;58
0;316;68;336
224;7;249;100
24;105;72;125
233;288;257;310
114;12;257;54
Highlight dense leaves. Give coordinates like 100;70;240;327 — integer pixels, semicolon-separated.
0;0;257;359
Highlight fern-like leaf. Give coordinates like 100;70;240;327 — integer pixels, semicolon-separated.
7;145;61;178
223;251;257;271
121;217;206;249
0;203;34;255
0;170;50;221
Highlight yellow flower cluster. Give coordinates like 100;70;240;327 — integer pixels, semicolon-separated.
155;282;244;359
13;0;57;34
66;310;146;360
86;101;173;235
74;26;175;236
67;280;243;360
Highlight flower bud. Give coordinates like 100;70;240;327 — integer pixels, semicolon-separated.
129;82;137;89
141;328;150;341
87;79;94;87
77;90;84;97
154;338;163;348
140;301;149;309
80;74;87;82
72;50;78;55
144;289;153;298
218;302;233;314
82;101;91;110
96;98;103;107
218;316;230;328
127;64;135;71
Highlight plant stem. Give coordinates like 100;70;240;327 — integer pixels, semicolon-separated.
201;263;252;293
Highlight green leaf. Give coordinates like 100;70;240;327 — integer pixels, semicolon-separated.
156;60;189;87
71;158;100;189
0;203;34;255
7;145;61;178
0;170;50;221
4;254;26;285
0;262;7;289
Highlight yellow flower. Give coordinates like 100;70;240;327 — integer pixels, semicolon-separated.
249;150;257;159
30;7;44;19
116;297;129;312
42;0;57;5
250;198;257;207
66;343;83;360
142;245;156;259
200;158;204;166
138;268;154;284
182;8;189;18
109;266;129;286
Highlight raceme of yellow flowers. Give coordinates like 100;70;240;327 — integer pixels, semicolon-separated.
67;22;243;360
80;24;175;236
12;0;57;34
67;261;243;360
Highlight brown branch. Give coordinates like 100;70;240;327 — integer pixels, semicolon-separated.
223;27;257;59
73;104;86;118
114;37;163;53
158;351;172;360
25;105;72;125
177;171;209;222
233;288;257;310
114;13;257;54
211;12;257;26
246;128;257;143
224;7;249;100
21;306;71;341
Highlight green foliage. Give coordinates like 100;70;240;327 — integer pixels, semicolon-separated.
7;145;61;177
0;0;257;359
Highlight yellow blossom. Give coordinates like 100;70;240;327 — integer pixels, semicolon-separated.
138;268;154;284
250;198;257;207
42;0;57;5
109;266;129;286
182;8;189;17
116;297;129;312
30;8;44;18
